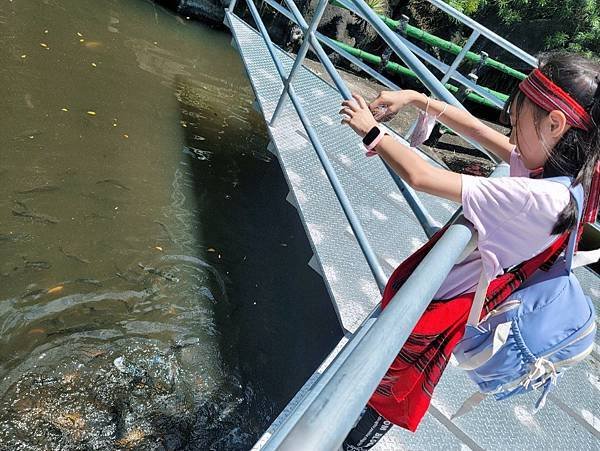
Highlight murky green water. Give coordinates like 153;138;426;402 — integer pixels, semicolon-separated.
0;0;341;449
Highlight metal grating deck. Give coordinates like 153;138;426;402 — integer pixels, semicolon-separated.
226;12;600;450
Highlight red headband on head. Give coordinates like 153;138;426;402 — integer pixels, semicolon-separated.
518;68;593;131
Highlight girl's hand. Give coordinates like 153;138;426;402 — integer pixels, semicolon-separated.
340;93;378;137
369;90;417;122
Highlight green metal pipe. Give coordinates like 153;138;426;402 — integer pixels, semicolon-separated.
333;40;506;109
330;0;527;80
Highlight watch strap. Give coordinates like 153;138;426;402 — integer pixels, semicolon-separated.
364;126;385;156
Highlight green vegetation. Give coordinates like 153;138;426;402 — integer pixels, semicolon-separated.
364;0;389;16
445;0;599;56
447;0;482;16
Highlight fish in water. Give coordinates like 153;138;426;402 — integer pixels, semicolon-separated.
12;201;59;224
114;427;145;448
21;288;46;299
22;257;51;270
16;184;59;194
153;220;175;243
73;278;102;286
14;129;43;141
95;179;130;191
84;41;102;49
137;263;179;282
24;93;34;109
0;232;32;243
59;247;90;264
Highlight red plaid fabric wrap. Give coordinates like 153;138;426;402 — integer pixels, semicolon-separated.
367;227;570;432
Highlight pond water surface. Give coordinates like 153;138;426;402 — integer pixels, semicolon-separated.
0;0;341;449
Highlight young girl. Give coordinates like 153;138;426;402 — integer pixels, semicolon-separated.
339;51;599;449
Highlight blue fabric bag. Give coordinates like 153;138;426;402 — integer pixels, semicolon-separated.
452;177;597;417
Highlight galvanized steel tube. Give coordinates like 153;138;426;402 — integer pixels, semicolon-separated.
260;0;441;238
233;2;389;290
272;216;475;451
440;29;481;84
270;0;330;123
347;0;499;162
425;0;537;68
331;40;506;108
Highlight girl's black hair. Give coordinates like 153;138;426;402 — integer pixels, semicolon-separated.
500;51;600;235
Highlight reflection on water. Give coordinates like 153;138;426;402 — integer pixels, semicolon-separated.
0;0;285;448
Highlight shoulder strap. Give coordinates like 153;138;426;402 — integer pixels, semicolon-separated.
467;270;489;326
548;177;584;271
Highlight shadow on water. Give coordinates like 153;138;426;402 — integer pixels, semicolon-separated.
170;74;344;448
0;73;342;451
0;0;342;448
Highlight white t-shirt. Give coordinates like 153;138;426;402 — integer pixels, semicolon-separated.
434;149;571;299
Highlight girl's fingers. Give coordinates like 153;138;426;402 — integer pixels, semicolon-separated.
340;115;350;125
339;107;354;116
369;97;384;110
341;99;359;112
352;93;368;109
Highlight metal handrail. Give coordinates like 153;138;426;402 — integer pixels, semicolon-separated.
260;0;441;237
229;0;389;290
344;0;500;163
394;33;505;109
263;215;477;451
224;0;526;448
426;0;537;67
321;0;507;109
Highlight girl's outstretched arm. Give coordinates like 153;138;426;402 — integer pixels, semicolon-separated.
341;94;462;203
370;90;514;163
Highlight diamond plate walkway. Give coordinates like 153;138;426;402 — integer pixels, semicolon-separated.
226;12;600;451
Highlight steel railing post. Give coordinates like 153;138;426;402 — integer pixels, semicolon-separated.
425;0;537;67
440;29;480;84
270;0;330;124
232;1;390;290
262;0;440;237
227;0;238;13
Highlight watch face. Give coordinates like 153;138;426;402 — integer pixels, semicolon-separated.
363;126;380;146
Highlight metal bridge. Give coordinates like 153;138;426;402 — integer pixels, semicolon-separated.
223;0;600;449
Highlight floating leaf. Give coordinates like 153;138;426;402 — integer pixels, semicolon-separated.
86;111;96;116
47;285;64;294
